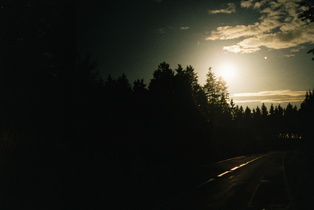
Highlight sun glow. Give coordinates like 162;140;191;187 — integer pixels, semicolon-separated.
219;63;237;82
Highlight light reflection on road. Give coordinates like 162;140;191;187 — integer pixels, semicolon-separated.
198;155;265;187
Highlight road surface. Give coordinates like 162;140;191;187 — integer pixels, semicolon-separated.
152;151;294;209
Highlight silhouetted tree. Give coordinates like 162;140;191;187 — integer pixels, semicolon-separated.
203;68;219;104
275;104;284;118
203;68;230;119
254;106;262;120
194;84;209;118
269;104;275;116
234;105;244;121
300;90;314;142
117;74;133;97
229;99;236;119
149;62;175;95
261;103;268;118
244;106;252;121
133;79;148;96
174;64;199;106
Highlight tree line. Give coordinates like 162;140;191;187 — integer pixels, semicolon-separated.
89;62;311;162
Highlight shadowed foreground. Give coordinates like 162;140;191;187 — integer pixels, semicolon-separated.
152;151;293;209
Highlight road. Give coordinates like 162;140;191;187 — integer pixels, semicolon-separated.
152;151;294;210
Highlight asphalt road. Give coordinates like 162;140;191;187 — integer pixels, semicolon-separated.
152;151;293;210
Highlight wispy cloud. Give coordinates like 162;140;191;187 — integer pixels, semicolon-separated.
180;26;189;30
290;45;305;52
232;90;306;104
282;46;304;57
206;0;314;53
284;54;295;57
241;0;254;9
208;3;236;14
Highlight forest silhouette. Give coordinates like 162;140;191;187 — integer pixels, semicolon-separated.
1;1;314;209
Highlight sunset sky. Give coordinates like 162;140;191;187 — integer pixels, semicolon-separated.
78;0;314;108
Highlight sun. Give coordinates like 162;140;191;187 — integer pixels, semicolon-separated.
219;63;237;82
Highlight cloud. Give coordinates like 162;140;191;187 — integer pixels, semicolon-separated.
290;45;305;52
206;24;261;40
223;44;260;53
208;3;236;14
206;0;314;53
232;89;306;104
180;26;189;30
241;0;254;8
241;0;273;9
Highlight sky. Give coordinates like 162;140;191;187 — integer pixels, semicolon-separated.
77;0;314;108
